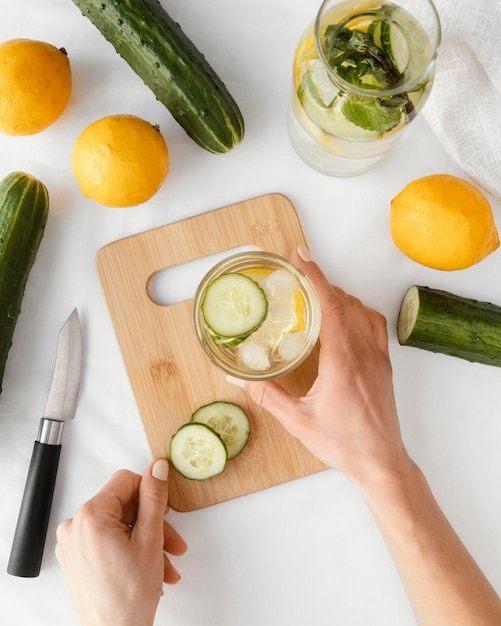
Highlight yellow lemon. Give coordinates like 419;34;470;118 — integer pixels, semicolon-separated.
0;38;71;135
390;174;499;271
71;114;169;207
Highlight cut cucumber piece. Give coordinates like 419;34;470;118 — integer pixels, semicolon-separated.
367;18;383;47
367;12;409;77
298;60;378;140
191;401;250;460
205;325;247;348
201;272;268;339
300;58;338;108
397;285;501;367
380;19;409;76
170;423;227;480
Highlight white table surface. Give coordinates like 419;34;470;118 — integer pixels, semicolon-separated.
1;1;500;624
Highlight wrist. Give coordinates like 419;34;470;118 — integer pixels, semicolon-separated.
90;612;155;626
78;594;157;626
350;450;421;507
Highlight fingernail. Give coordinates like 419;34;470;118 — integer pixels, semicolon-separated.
152;459;169;481
225;374;247;389
297;245;312;262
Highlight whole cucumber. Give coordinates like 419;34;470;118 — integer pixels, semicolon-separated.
397;285;501;367
0;172;49;393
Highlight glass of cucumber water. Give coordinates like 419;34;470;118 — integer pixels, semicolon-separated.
288;0;441;176
193;251;321;380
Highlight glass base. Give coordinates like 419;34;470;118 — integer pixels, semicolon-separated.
287;104;399;177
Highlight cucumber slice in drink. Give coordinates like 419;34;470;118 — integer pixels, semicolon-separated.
191;401;250;459
300;58;338;108
170;423;227;480
380;19;410;76
298;60;378;139
205;324;248;348
367;18;383;47
201;272;268;340
368;11;409;77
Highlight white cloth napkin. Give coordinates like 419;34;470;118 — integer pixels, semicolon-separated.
422;0;501;198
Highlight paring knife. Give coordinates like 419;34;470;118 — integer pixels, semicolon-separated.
7;308;82;578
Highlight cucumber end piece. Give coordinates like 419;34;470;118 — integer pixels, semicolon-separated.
397;285;420;344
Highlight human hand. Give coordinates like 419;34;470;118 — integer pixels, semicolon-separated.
229;246;410;492
56;459;187;626
235;247;501;626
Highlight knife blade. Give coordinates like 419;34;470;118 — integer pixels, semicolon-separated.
7;308;82;578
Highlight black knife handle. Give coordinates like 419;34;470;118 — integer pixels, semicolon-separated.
7;441;62;577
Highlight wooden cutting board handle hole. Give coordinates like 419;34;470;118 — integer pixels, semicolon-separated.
147;244;260;307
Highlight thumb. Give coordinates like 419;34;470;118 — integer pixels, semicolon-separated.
227;376;306;438
135;458;169;534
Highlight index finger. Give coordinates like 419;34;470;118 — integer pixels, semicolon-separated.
292;247;389;355
292;248;358;337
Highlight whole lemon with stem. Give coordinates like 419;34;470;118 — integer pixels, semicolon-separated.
390;174;499;271
71;114;169;208
0;38;72;135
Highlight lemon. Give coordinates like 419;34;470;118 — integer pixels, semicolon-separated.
390;174;499;271
0;38;71;135
71;114;169;208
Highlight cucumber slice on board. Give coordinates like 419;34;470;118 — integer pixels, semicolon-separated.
201;272;268;339
191;401;250;459
170;423;227;480
397;285;501;367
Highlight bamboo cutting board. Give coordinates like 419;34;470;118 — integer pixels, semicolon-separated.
96;193;327;511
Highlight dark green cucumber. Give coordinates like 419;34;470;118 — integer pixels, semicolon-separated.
71;0;244;153
0;172;49;393
397;285;501;367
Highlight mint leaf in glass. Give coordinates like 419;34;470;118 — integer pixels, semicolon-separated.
342;94;406;134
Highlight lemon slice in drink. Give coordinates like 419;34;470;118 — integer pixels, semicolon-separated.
292;290;306;332
239;267;273;280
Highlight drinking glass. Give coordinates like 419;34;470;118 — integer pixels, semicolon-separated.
193;251;321;381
